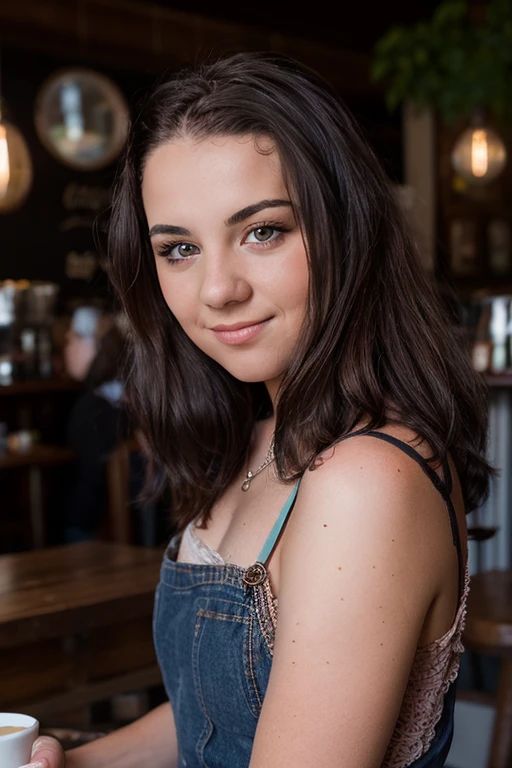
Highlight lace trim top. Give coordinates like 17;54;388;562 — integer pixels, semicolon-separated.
180;520;225;565
180;521;469;768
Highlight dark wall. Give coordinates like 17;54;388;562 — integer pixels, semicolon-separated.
0;45;154;310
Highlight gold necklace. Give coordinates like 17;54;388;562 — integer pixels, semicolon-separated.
241;435;276;491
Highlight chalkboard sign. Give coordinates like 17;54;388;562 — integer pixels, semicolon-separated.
0;45;155;313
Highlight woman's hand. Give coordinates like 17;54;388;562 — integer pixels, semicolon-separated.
21;735;66;768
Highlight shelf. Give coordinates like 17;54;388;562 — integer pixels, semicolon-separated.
0;444;75;469
442;274;512;291
486;375;512;388
442;201;512;218
0;378;82;396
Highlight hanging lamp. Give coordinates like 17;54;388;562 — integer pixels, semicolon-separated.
0;46;10;199
0;45;33;213
451;109;507;186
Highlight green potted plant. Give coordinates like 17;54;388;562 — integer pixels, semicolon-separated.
371;0;512;124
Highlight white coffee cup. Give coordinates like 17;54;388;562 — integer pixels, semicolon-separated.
0;713;39;768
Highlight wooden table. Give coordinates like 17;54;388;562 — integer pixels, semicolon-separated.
0;542;164;723
0;444;75;548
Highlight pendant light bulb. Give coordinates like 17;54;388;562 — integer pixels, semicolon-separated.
451;114;507;186
471;130;490;177
0;122;10;199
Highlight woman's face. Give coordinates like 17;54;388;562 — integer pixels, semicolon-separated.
142;134;309;397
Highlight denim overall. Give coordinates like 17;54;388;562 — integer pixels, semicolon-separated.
153;432;462;768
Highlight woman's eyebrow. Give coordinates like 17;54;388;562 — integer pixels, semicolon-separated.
148;224;190;238
224;199;293;227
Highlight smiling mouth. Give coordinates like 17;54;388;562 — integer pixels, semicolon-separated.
210;318;272;345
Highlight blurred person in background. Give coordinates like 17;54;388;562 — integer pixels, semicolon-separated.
62;306;128;542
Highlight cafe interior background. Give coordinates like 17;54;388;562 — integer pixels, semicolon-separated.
0;1;511;766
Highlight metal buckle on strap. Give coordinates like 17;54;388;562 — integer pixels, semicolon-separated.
242;561;267;586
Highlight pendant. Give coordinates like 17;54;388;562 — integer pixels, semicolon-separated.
241;470;253;491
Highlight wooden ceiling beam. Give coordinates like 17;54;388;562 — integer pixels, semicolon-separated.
0;0;380;94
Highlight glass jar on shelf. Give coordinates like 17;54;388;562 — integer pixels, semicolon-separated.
450;219;481;276
488;219;511;276
471;297;493;373
489;296;512;374
471;295;512;375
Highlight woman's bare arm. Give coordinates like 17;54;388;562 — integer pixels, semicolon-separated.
66;702;177;768
249;435;456;768
30;702;178;768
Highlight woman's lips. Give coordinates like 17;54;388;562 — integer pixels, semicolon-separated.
210;318;272;345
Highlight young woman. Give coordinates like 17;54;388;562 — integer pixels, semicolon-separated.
30;52;491;768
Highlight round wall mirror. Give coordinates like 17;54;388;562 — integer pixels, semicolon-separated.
35;68;129;171
0;122;33;214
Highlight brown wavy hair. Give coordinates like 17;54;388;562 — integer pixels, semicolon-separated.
106;52;492;529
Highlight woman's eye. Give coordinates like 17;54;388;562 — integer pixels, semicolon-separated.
175;243;198;258
158;242;199;261
246;226;279;244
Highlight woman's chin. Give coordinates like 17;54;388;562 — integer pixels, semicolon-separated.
220;363;282;385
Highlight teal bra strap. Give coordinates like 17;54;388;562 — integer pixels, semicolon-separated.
256;480;301;565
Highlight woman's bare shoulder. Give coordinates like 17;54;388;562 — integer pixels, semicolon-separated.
279;425;455;600
301;425;443;515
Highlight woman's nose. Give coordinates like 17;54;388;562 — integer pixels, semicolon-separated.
198;252;252;308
